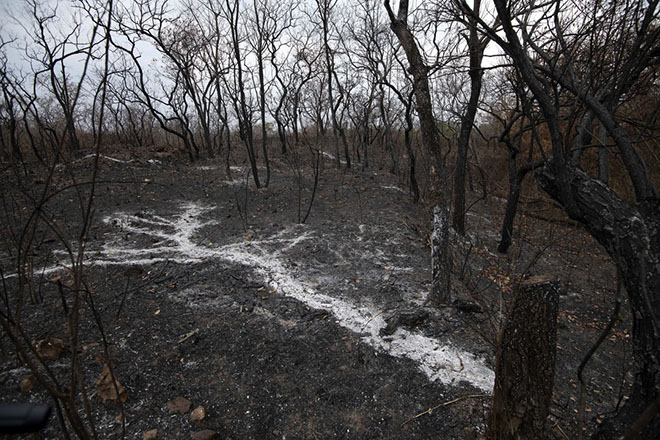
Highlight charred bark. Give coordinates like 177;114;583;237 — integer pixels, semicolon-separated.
385;0;444;200
536;164;660;440
404;99;419;203
487;276;560;440
498;155;543;254
497;151;523;254
453;0;487;235
431;204;451;305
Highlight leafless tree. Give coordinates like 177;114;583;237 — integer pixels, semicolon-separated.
113;1;201;161
1;2;124;438
450;0;492;235
344;0;394;172
245;0;294;186
223;0;262;187
384;0;445;201
269;26;320;155
314;0;351;168
462;0;660;437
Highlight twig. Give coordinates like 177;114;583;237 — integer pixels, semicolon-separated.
577;259;622;439
361;310;385;332
178;329;199;344
302;147;321;224
459;242;474;281
401;394;491;426
552;419;570;440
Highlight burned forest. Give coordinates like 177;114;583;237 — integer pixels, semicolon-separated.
1;0;659;439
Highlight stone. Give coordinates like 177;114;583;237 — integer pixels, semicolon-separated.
19;376;35;392
167;396;192;414
380;309;430;336
453;298;483;313
190;406;207;422
144;428;159;440
192;429;218;440
34;338;65;360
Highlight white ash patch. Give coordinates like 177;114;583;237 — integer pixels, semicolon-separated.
218;233;494;392
98;203;217;265
381;185;407;194
40;201;495;391
321;151;347;165
55;154;135;168
223;179;247;186
81;154;134;164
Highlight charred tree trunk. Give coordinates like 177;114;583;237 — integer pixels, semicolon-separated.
498;150;524;254
385;0;444;200
453;0;486;235
379;87;397;175
487;276;560;440
338;114;351;169
404;103;419;202
431;204;451;305
536;164;660;440
597;123;610;185
407;140;419;203
257;53;270;187
227;0;260;188
498;153;543;254
384;80;418;202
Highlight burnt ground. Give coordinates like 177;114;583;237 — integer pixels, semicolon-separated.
0;150;633;439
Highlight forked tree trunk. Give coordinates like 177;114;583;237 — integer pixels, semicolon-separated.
486;0;659;436
488;276;560;440
536;164;660;440
498;153;542;254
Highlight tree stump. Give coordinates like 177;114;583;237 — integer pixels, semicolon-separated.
431;204;451;305
487;276;560;440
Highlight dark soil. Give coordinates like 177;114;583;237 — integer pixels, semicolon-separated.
0;150;633;439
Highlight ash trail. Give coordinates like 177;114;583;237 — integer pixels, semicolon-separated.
53;202;495;392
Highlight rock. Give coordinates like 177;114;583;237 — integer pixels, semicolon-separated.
19;376;35;392
144;428;159;440
453;298;483;313
34;338;65;360
192;429;218;440
123;265;143;277
167;396;192;414
190;406;207;422
380;309;430;336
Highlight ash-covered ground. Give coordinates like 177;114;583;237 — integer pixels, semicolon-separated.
0;154;631;439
